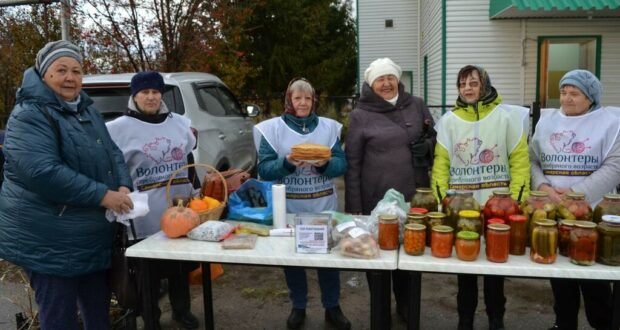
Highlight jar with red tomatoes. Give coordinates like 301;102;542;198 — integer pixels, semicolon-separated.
570;221;598;266
593;193;620;224
483;189;519;228
455;231;480;261
558;192;592;221
431;225;454;258
486;224;510;263
558;219;576;257
445;192;480;232
411;187;438;212
508;214;527;255
521;191;557;246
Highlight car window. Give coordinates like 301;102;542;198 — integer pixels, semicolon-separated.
195;86;243;117
83;85;183;121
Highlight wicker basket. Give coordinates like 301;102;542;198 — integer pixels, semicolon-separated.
165;163;228;223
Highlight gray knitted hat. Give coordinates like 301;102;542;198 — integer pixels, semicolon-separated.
35;40;83;77
559;69;602;110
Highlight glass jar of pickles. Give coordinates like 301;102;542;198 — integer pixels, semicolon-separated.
404;223;426;256
426;212;447;247
431;225;454;258
455;231;480;261
593;194;620;224
441;189;456;213
558;192;593;221
411;187;438;212
486;224;510;263
457;210;482;236
597;215;620;266
378;214;399;250
445;191;480;231
508;214;527;255
483;190;519;228
569;221;598;266
521;191;557;246
558;219;577;257
530;219;558;264
406;213;427;226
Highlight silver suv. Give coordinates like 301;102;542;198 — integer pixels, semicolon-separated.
82;72;260;173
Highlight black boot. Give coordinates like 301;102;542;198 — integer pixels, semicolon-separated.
396;303;409;322
325;306;351;330
171;311;199;329
489;317;505;330
458;317;474;330
287;308;306;329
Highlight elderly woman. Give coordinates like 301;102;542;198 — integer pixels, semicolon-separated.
345;58;436;323
106;71;199;329
0;40;133;329
253;78;350;330
432;65;530;330
530;69;618;330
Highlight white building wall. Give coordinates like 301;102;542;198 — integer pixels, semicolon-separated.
357;0;418;93
420;0;443;120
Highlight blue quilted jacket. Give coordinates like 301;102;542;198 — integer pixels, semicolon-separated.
0;67;132;277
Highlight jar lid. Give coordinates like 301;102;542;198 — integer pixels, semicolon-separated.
534;219;556;227
405;223;426;231
488;223;510;231
459;210;480;218
559;219;577;227
574;220;596;229
446;189;456;196
456;191;474;196
409;207;429;214
530;191;549;197
457;231;479;240
415;187;433;193
407;213;426;220
508;214;526;222
379;214;398;222
603;193;620;200
566;192;586;199
492;189;512;196
427;211;447;218
432;225;453;233
601;215;620;224
487;218;505;225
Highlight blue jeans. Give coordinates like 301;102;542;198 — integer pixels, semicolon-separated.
26;269;111;330
283;267;340;309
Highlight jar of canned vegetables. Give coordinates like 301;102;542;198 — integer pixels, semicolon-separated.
597;215;620;266
441;189;456;212
406;213;427;226
508;214;527;255
431;225;454;258
455;231;480;261
483;189;519;227
530;219;558;264
570;221;598;266
404;223;426;256
521;191;556;246
558;192;592;221
445;191;480;231
593;193;620;224
378;214;399;250
486;224;510;263
411;187;438;212
426;212;447;247
457;210;482;236
558;219;577;257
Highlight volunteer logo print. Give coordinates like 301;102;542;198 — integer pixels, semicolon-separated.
453;137;498;165
549;130;590;154
143;137;185;164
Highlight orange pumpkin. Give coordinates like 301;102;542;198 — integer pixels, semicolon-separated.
188;198;210;212
161;201;200;238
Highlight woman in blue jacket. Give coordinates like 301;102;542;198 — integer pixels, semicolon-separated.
253;78;350;330
0;40;133;330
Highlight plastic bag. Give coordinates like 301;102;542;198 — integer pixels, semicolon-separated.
187;221;237;241
332;223;380;259
227;179;273;225
369;189;408;241
225;220;271;236
221;234;258;249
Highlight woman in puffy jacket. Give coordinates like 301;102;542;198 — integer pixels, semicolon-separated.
0;40;133;330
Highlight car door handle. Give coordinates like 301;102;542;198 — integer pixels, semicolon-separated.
219;134;226;140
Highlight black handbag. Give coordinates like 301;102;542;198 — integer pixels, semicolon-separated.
110;219;139;310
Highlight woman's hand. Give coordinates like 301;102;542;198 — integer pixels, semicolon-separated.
100;189;134;214
538;183;568;204
286;154;310;168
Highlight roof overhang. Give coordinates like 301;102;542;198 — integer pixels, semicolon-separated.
490;0;620;19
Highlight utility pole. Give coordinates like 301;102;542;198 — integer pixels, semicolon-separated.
0;0;71;42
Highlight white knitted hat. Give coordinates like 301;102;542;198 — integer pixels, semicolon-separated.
364;58;402;86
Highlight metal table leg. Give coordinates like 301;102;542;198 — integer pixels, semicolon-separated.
407;271;422;330
368;270;391;330
201;262;215;330
138;259;156;330
612;281;620;330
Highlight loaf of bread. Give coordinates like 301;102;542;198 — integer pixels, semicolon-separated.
290;143;331;161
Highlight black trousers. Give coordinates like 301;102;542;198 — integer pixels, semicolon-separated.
457;274;506;319
550;278;612;330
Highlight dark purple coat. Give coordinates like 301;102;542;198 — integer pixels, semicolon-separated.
345;83;436;214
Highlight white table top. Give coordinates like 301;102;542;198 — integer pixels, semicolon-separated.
126;231;398;270
398;245;620;281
